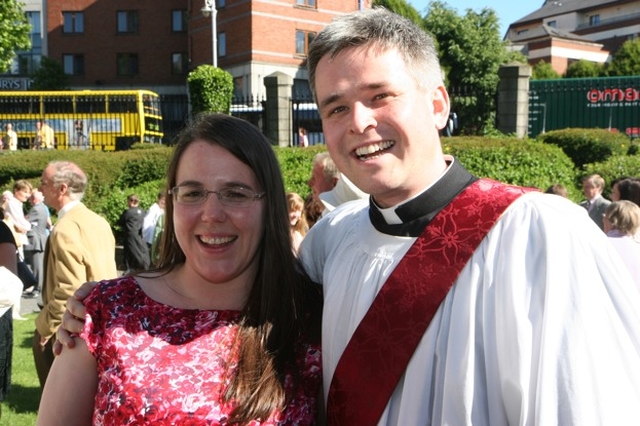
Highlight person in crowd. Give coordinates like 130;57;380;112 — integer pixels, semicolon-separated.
319;173;368;215
33;161;117;389
298;126;309;147
118;194;150;273
303;194;323;229
150;210;165;265
308;152;339;210
286;192;308;253
544;183;568;198
299;8;640;424
142;191;166;258
35;120;55;150
579;173;611;230
3;180;32;261
23;190;50;301
0;206;25;322
74;119;85;148
0;214;19;419
4;123;18;151
611;176;640;206
41;114;322;424
603;200;640;291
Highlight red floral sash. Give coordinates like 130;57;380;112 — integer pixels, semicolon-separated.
326;179;535;425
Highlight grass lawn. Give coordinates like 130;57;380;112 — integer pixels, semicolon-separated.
1;312;40;425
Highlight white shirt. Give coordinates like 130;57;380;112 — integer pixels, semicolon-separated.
142;202;163;245
301;191;640;425
606;230;640;293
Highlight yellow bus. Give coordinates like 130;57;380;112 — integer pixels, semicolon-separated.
0;90;163;151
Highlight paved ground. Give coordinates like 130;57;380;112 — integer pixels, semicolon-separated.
19;293;41;316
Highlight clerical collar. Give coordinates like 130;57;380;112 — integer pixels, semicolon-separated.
369;158;477;237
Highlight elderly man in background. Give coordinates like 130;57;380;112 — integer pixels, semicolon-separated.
33;161;117;389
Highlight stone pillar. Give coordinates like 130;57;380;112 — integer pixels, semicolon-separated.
497;63;532;138
264;72;293;147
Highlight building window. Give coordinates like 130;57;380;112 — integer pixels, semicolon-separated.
63;54;84;75
589;15;600;26
171;52;188;75
219;32;226;57
296;0;316;7
9;11;42;76
296;30;316;55
117;11;139;33
63;12;84;33
547;20;556;28
517;29;529;35
117;53;139;76
172;10;187;32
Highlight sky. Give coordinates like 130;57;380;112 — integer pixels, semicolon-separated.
406;0;542;38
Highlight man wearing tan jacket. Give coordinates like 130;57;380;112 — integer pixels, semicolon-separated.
33;161;117;388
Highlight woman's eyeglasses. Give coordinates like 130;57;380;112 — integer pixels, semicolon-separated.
169;185;265;208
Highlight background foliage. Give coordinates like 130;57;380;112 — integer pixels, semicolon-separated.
28;57;69;90
187;65;234;115
537;128;634;170
0;0;31;73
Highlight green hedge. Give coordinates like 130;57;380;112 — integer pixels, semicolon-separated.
537;128;633;169
3;133;639;239
443;137;581;200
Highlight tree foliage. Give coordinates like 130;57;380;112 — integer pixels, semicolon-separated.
532;60;560;80
0;0;31;72
187;65;234;115
606;39;640;77
373;0;423;27
29;57;70;90
422;2;509;135
564;59;604;78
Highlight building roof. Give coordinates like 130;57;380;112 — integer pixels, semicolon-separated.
513;0;622;25
509;23;598;43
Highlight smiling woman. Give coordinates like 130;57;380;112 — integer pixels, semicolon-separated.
38;113;323;425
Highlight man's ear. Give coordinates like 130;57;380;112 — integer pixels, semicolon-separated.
431;85;451;131
58;183;68;196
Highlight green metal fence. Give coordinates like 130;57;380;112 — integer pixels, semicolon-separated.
529;76;640;139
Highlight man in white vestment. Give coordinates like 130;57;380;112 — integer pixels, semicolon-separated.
300;8;640;425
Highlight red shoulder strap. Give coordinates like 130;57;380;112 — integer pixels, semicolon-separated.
326;179;535;425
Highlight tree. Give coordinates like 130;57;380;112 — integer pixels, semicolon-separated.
532;60;560;80
187;65;234;115
373;0;423;27
564;59;604;78
0;0;31;73
606;39;640;77
30;57;70;90
423;1;509;135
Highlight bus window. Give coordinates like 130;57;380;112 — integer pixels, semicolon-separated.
0;95;39;114
76;95;106;113
109;95;137;113
43;96;75;114
143;95;161;115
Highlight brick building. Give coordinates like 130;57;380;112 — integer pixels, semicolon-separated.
13;0;371;97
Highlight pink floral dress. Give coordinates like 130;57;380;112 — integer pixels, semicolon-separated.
81;276;322;425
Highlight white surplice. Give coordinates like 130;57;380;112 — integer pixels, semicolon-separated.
300;191;640;425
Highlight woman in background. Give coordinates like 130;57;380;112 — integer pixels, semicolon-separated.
603;200;640;292
286;192;309;253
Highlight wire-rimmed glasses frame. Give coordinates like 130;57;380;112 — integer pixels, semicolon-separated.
169;185;265;208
